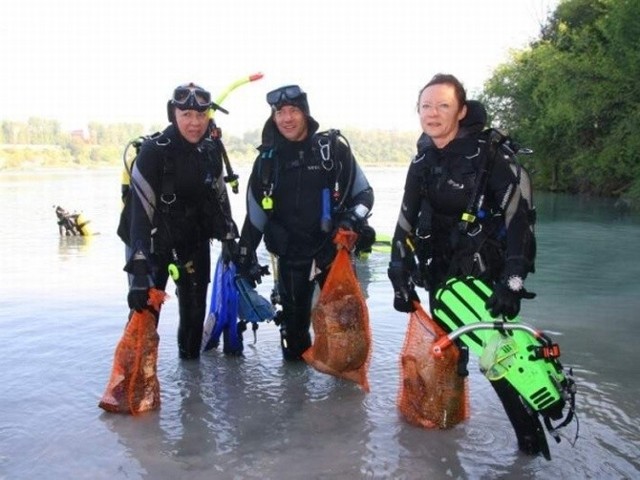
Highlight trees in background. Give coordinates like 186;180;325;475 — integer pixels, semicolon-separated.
0;120;415;169
482;0;640;204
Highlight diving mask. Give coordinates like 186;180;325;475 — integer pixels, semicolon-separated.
172;83;212;111
266;85;305;107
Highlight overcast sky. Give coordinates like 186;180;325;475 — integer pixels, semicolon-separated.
1;0;559;135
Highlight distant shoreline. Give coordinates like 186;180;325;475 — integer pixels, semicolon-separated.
0;161;407;174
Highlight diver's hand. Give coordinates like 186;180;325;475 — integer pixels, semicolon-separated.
236;246;269;287
125;256;152;312
388;262;419;313
235;243;269;288
354;224;376;258
337;204;368;232
337;211;360;232
128;272;151;312
486;277;536;319
221;239;238;265
128;283;149;312
237;262;270;288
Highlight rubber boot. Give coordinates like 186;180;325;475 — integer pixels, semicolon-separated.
280;327;311;361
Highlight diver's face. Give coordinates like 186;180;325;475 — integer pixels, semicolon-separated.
418;83;467;148
175;108;209;144
273;105;308;142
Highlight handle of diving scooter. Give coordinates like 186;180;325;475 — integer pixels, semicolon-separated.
432;336;454;358
431;321;560;360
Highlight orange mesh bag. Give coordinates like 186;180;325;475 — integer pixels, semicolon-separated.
302;229;372;392
99;288;166;415
397;303;469;428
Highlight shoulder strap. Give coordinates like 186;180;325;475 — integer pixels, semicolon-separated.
159;150;175;209
458;129;505;233
312;129;355;214
257;147;276;212
499;136;536;225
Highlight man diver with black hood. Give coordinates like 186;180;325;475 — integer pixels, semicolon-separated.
124;82;239;360
236;84;375;360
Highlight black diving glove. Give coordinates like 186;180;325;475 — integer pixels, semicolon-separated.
221;239;238;265
238;263;270;288
337;204;369;232
486;276;536;319
126;256;152;312
388;262;419;313
354;224;376;258
337;211;360;232
236;249;270;288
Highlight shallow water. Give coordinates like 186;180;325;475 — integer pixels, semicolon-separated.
0;168;639;479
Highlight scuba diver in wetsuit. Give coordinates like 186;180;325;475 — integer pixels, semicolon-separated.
55;205;91;236
236;84;375;361
388;74;541;456
125;82;239;360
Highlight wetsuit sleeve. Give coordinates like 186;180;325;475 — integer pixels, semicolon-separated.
127;141;164;261
237;158;267;258
212;160;239;240
339;142;374;213
349;162;375;210
487;156;534;279
390;159;424;263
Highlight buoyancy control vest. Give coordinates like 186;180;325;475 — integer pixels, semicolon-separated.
117;124;234;251
249;129;360;262
256;129;354;223
413;129;536;285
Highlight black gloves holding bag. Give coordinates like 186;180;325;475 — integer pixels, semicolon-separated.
388;262;420;313
125;253;153;312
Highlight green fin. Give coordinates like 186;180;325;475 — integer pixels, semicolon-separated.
433;276;568;415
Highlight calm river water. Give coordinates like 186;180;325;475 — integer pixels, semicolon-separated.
0;167;639;479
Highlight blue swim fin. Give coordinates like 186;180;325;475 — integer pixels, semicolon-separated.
236;277;276;324
202;256;243;355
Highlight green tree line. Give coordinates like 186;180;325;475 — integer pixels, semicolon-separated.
0;119;416;170
482;0;640;206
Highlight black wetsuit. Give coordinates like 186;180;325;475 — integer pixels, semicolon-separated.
126;124;238;359
238;116;374;360
392;133;534;285
390;129;542;455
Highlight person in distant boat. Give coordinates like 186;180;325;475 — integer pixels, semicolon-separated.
235;84;375;360
387;74;540;455
124;82;239;360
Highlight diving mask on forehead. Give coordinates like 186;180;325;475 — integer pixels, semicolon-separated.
171;83;229;114
172;83;211;111
265;84;309;115
266;85;305;106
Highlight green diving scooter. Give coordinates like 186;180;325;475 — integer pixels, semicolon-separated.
432;276;577;453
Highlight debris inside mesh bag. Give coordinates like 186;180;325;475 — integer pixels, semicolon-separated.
303;230;372;392
397;304;469;428
99;288;166;415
